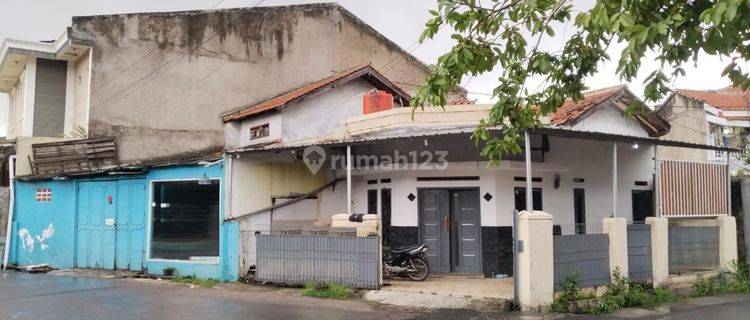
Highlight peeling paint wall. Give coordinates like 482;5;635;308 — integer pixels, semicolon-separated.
70;4;457;164
9;180;77;268
9;163;238;281
656;95;710;162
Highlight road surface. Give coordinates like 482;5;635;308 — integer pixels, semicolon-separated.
0;271;417;320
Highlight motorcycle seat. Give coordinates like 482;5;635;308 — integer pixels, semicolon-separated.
390;245;421;254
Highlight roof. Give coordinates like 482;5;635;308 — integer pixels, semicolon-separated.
676;87;750;110
550;85;625;125
221;65;411;122
550;85;670;137
226;122;736;155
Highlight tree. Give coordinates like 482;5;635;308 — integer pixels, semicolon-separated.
413;0;750;162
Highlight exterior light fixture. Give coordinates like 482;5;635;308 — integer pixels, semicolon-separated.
198;173;211;185
632;142;639;150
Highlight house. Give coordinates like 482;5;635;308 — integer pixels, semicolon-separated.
1;4;465;280
223;72;728;278
657;86;749;172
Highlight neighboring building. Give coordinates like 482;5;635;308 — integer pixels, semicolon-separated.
224;77;720;278
0;4;466;279
657;86;749;172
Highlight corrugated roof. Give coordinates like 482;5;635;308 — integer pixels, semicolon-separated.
221;65;411;122
677;87;750;110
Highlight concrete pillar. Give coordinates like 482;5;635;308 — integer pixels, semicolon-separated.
603;218;628;279
646;217;669;286
741;176;750;264
516;210;553;311
717;215;738;271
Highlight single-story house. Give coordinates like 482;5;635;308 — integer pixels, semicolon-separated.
222;67;731;277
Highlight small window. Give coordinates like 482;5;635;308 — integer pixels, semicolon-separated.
36;188;52;202
250;123;270;140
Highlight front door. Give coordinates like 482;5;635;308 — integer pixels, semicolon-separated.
76;181;117;269
76;179;146;270
451;189;481;273
419;189;481;274
632;190;654;222
418;190;450;273
574;188;586;234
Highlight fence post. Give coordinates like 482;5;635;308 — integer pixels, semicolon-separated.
603;218;628;279
516;210;553;311
646;217;669;286
717;215;738;271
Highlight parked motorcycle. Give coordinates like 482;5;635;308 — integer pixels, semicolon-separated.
383;244;430;281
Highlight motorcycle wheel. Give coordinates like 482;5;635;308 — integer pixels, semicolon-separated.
406;258;429;281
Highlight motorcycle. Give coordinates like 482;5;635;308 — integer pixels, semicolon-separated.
382;244;430;281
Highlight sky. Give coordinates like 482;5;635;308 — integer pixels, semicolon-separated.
0;0;734;136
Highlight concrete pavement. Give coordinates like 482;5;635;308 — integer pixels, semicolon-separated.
0;271;418;320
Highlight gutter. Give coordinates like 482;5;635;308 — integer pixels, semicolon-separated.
2;155;16;269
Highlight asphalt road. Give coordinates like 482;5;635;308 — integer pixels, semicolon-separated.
0;272;417;320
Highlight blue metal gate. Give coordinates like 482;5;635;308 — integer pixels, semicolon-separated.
114;179;147;271
76;179;146;270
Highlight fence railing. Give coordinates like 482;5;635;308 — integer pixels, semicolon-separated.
553;223;610;289
255;234;380;289
627;223;653;282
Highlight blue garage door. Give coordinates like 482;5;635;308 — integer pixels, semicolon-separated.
76;179;146;270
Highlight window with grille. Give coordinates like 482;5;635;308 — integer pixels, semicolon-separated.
36;188;52;202
250;123;270;140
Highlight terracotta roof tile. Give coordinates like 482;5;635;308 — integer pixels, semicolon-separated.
676;87;750;110
550;85;625;125
222;65;410;122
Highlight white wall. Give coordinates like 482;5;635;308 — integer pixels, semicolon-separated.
317;137;655;228
281;78;374;143
571;104;649;138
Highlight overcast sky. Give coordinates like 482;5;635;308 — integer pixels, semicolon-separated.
0;0;734;136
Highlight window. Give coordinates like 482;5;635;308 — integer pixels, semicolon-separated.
35;188;52;202
513;187;542;211
249;123;270;140
150;180;220;261
367;189;378;214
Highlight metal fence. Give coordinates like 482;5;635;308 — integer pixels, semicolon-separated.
553;224;611;290
239;223;359;277
627;223;653;282
669;224;720;274
255;234;380;289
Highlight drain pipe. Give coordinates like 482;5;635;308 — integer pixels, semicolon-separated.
3;155;17;270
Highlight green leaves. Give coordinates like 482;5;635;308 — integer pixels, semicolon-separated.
414;0;750;161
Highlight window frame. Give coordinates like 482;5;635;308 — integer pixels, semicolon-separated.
146;178;222;264
249;123;270;140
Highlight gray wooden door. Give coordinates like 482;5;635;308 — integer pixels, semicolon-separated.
419;190;450;273
451;189;481;273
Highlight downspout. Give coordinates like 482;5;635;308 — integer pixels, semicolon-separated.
3;155;16;269
225;155;233;219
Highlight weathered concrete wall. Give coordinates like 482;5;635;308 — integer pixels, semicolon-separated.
70;3;462;164
656;94;709;162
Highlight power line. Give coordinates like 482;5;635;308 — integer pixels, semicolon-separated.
42;0;265;132
54;0;235;133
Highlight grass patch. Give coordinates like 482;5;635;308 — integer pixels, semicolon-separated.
552;268;682;315
170;275;219;288
690;260;750;297
301;282;352;300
